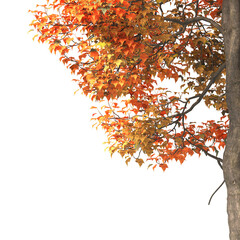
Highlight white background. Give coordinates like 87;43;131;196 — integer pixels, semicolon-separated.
0;1;229;239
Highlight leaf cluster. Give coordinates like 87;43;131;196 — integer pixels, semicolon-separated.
30;0;227;170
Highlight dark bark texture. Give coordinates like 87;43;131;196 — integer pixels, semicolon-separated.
222;0;240;239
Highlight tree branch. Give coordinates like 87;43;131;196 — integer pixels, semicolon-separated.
180;62;226;116
164;16;224;34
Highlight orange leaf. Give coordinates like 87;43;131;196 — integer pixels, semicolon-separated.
90;50;99;60
126;13;136;21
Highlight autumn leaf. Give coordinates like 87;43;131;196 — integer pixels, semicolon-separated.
90;49;99;60
125;158;131;166
135;158;144;167
126;13;136;21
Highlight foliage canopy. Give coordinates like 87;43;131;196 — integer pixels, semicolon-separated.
30;0;228;171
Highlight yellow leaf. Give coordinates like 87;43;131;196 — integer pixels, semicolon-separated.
115;59;122;67
28;29;34;34
65;37;74;45
107;54;113;60
74;89;79;95
98;83;105;90
32;34;38;41
76;14;84;22
104;65;109;72
97;42;107;48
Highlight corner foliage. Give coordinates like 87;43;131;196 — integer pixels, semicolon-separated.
30;0;228;171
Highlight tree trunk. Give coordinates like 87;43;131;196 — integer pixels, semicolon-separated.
222;0;240;239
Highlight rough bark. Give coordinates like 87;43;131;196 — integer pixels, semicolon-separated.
222;0;240;239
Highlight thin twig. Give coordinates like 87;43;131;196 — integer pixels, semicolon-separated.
208;180;225;205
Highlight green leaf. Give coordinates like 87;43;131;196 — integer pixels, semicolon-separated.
98;7;108;14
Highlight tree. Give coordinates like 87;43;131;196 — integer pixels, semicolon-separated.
29;0;239;239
